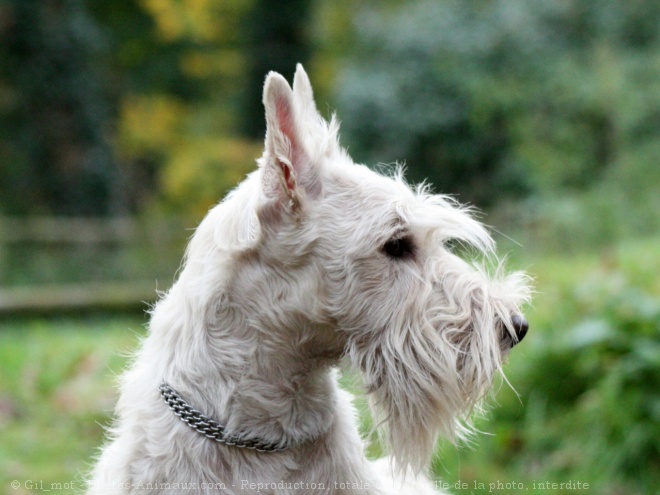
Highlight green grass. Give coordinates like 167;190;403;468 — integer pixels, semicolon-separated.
1;236;658;494
0;317;145;494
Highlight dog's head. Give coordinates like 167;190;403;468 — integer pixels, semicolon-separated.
185;65;532;471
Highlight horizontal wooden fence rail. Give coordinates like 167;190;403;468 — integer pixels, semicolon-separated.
0;216;189;315
0;216;186;244
0;282;160;314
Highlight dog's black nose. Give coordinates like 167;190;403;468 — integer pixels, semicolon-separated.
511;314;529;343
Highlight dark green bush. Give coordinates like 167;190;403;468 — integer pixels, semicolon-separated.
513;279;660;490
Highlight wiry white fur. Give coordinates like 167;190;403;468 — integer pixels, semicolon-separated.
87;65;531;495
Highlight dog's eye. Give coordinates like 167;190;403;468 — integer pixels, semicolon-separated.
383;237;414;259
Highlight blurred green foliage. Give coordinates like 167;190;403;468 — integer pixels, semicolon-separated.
2;0;660;237
0;0;258;218
513;273;660;490
0;0;118;215
334;0;660;236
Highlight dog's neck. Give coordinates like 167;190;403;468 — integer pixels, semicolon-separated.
218;320;342;448
153;276;344;451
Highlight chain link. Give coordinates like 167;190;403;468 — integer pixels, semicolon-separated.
159;383;288;453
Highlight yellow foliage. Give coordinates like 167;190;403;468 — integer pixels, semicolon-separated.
118;94;188;156
180;49;244;79
140;0;182;41
140;0;253;43
115;92;260;219
160;137;263;218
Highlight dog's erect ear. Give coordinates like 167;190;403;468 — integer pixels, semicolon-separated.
292;63;318;123
262;68;321;211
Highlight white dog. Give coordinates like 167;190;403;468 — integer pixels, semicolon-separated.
87;65;531;494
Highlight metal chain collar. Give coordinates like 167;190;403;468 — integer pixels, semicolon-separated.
159;383;288;453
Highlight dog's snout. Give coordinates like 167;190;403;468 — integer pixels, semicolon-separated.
511;314;529;343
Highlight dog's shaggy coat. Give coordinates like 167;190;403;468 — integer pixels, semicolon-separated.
87;65;531;495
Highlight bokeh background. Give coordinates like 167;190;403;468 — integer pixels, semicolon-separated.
1;1;659;494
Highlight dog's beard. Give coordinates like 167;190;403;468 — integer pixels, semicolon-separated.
348;322;496;475
346;269;531;474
